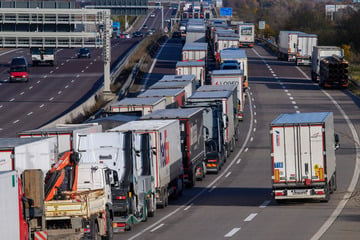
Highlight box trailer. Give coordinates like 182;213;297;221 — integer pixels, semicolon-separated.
270;112;338;202
311;46;344;82
188;90;236;159
151;77;196;99
141;108;206;186
278;31;303;62
109;97;167;116
18;123;102;154
214;33;239;61
176;61;205;87
138;89;186;108
238;23;255;48
296;33;318;66
185;24;206;43
87;113;140;131
220;49;249;89
110;120;183;208
0;137;57;174
182;42;208;62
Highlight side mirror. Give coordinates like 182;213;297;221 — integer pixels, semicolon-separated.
334;134;340;151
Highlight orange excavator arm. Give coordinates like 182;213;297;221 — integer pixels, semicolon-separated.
45;151;80;201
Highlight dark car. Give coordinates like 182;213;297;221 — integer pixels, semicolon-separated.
132;31;144;38
9;57;29;82
172;31;181;39
77;48;91;58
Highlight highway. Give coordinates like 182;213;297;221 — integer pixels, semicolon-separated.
0;6;359;239
114;39;360;239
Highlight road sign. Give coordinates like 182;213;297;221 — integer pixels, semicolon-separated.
259;21;266;30
220;8;232;17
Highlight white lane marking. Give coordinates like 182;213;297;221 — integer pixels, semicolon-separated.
20;92;24;95
90;62;93;65
81;70;85;73
259;200;271;208
252;98;255;101
141;39;169;91
65;85;69;89
254;112;256;116
0;49;20;56
208;186;216;192
127;91;255;240
282;86;286;89
287;93;291;96
294;106;299;109
61;63;64;65
225;228;241;238
236;159;241;164
296;110;301;113
244;148;249;152
284;89;288;92
13;120;19;124
37;80;40;84
184;203;193;211
86;66;89;69
40;104;44;108
292;101;296;104
302;68;360;240
150;223;164;233
0;128;2;131
27;112;33;116
289;96;294;100
253;128;256;132
49;97;54;101
0;105;2;108
254;119;257;124
43;75;47;78
76;74;80;78
250;137;254;142
66;59;69;62
270;70;274;74
272;74;277;77
280;82;284;85
58;91;62;95
50;71;54;74
29;86;33;89
55;67;59;70
71;80;75;83
10;98;15;102
225;172;231;178
244;213;258;222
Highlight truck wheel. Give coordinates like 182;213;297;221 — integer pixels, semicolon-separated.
176;177;184;197
91;219;101;240
102;209;113;240
321;185;330;202
148;196;155;217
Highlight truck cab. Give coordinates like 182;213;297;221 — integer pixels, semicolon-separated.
31;48;55;66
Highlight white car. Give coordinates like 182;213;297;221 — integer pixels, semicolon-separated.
150;13;155;17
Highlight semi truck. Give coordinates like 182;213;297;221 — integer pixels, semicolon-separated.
214;33;239;61
295;33;318;66
18;123;102;154
0;137;58;173
110;120;184;208
150;79;195;99
31;48;55;66
219;48;249;90
319;56;349;89
176;61;205;87
270;112;339;202
182;42;208;62
141;108;206;187
277;31;303;62
238;23;255;48
187;90;237;162
311;46;344;82
138;88;186;108
109;97;167;116
77;131;155;232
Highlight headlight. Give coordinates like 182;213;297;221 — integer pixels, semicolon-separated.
22;75;27;78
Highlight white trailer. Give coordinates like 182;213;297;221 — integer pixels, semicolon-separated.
209;70;244;120
296;33;318;66
18;123;102;154
214;33;239;61
270;112;338;202
311;46;344;82
182;42;207;62
138;89;186;108
109;97;167;116
150;80;195;99
186;24;206;43
238;23;255;48
110;120;183;207
0;137;58;174
219;49;249;89
278;31;303;62
188;90;236;157
176;61;205;87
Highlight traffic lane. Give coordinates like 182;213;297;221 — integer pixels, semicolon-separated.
239;46;359;239
116;93;255;240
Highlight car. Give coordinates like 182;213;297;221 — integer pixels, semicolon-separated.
145;30;154;36
9;57;29;82
77;48;91;58
142;24;148;30
120;33;131;39
150;13;155;17
132;31;144;38
172;31;181;39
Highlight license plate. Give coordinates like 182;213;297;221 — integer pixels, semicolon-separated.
294;189;307;194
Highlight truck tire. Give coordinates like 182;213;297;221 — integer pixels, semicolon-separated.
102;209;113;240
90;219;101;240
321;184;330;202
148;195;155;217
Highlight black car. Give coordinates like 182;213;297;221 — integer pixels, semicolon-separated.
132;31;144;38
77;48;91;58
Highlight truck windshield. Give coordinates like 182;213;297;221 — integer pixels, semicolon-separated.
10;66;27;72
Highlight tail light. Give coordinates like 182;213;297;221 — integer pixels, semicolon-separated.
116;196;126;200
208;159;217;163
275;192;284;196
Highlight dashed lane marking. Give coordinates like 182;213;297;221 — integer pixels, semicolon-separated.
225;228;241;238
244;213;258;222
